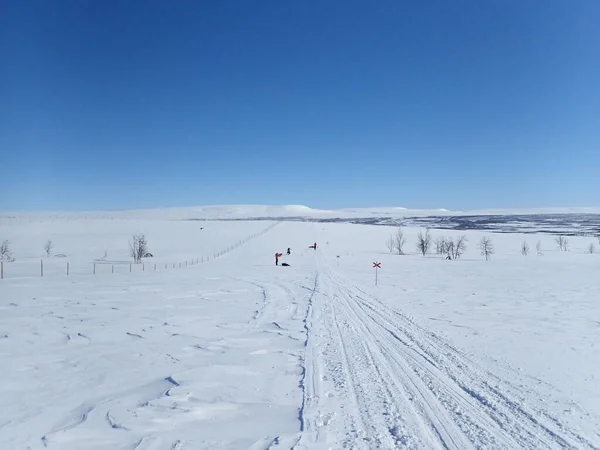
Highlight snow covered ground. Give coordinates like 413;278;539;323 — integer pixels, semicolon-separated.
1;215;599;449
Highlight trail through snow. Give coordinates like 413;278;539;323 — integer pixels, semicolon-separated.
295;251;599;449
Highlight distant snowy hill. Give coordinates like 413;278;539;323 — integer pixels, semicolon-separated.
1;204;599;221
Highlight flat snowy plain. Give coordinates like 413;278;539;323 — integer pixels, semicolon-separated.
1;212;599;449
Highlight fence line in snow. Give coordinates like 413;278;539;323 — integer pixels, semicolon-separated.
0;222;280;280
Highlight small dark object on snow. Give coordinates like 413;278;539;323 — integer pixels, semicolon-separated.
281;263;290;267
144;252;153;258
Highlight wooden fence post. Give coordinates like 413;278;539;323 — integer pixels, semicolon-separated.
154;264;156;271
67;262;70;275
93;263;96;275
41;259;44;277
130;264;132;272
1;261;4;279
143;264;145;271
112;265;114;274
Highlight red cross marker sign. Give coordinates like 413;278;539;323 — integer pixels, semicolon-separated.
373;262;381;285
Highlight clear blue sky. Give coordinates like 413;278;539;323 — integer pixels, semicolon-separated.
1;0;599;211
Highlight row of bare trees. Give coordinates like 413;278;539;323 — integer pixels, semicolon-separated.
385;228;407;255
386;227;469;259
386;229;599;260
1;235;151;264
528;236;595;254
1;240;51;262
436;235;469;259
555;236;569;252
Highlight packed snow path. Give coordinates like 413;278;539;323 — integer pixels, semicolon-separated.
295;252;599;449
1;220;599;449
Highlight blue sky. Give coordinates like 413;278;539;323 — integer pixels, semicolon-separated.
1;0;599;211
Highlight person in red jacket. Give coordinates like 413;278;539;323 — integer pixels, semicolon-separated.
275;252;280;265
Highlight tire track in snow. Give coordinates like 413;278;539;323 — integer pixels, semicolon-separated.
320;253;599;450
295;273;319;439
345;283;598;449
297;269;421;449
330;278;459;449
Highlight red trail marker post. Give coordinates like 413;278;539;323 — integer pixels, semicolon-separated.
373;261;381;285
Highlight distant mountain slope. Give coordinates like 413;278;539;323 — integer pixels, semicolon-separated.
1;204;599;220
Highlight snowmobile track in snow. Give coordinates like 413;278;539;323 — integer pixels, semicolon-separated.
294;252;599;449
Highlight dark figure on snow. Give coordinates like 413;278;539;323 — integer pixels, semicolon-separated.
287;248;291;255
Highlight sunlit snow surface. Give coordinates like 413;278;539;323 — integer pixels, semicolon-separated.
1;213;599;449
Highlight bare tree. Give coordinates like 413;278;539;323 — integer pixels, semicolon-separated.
416;228;432;256
394;227;407;255
555;236;569;252
44;240;53;257
536;240;543;256
453;235;468;259
435;236;446;256
444;239;455;260
0;240;14;262
478;236;494;261
589;242;596;254
129;234;148;263
385;234;395;253
521;241;529;256
440;235;467;260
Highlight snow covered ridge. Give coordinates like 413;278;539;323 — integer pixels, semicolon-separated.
1;204;600;221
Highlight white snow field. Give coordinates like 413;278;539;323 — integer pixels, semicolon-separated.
1;215;600;449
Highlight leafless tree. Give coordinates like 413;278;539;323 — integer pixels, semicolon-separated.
452;235;468;259
129;234;148;263
440;235;468;260
0;240;14;262
385;234;395;253
478;236;494;261
435;236;446;256
589;242;596;254
416;228;432;256
394;227;407;255
521;241;529;256
443;239;455;259
536;240;543;256
44;240;53;257
555;236;569;252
